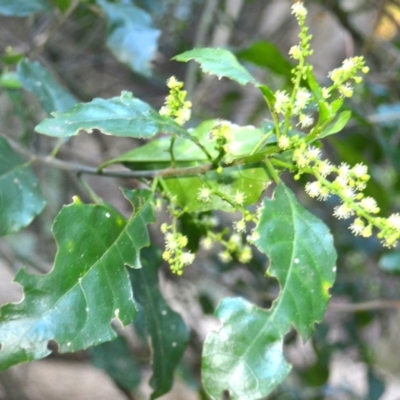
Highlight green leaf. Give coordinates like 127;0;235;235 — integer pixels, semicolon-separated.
163;163;271;212
258;85;275;107
97;0;160;76
34;91;187;138
130;248;190;399
0;136;46;236
0;189;154;371
318;111;352;139
0;0;50;16
17;59;78;113
202;183;337;399
236;41;293;79
103;120;274;212
202;297;291;400
101;119;218;170
90;335;141;392
173;48;259;86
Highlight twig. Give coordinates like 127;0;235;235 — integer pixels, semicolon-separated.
5;134;271;180
329;299;400;312
30;0;81;59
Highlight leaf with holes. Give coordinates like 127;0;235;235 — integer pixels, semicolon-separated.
0;189;154;371
202;183;337;399
35;91;187;139
0;136;46;236
130;248;190;399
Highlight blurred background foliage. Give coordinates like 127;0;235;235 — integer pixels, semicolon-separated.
1;0;400;399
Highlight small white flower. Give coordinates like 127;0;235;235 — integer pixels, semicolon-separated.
322;87;331;99
342;58;356;73
351;163;368;178
274;90;290;114
200;237;213;250
305;181;322;198
338;163;351;178
289;45;301;60
387;213;400;230
166;76;181;89
333;203;354;219
294;88;312;112
339;82;354;98
317;160;333;177
291;2;307;18
306;146;321;161
165;233;179;251
359;197;379;213
233;219;246;233
230;234;242;244
298;113;314;128
218;251;232;263
278;135;291;150
343;187;356;199
238;245;252;264
198;186;212;202
349;218;365;236
180;252;195;266
234;190;246;206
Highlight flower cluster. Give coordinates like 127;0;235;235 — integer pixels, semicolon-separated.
273;3;314;129
208;120;240;161
201;230;253;265
328;56;369;98
278;135;400;247
159;76;192;125
161;223;195;275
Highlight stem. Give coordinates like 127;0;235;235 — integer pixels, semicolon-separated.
169;135;177;167
30;0;80;58
50;138;65;158
5;134;284;180
265;158;281;184
76;175;103;204
270;157;295;171
250;131;273;156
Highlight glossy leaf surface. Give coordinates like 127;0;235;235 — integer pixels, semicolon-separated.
0;0;50;16
35;91;187;138
202;183;337;399
17;59;78;113
130;248;190;399
0;136;46;236
318;110;352;139
174;48;259;86
104;120;274;212
97;0;160;76
0;189;154;370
